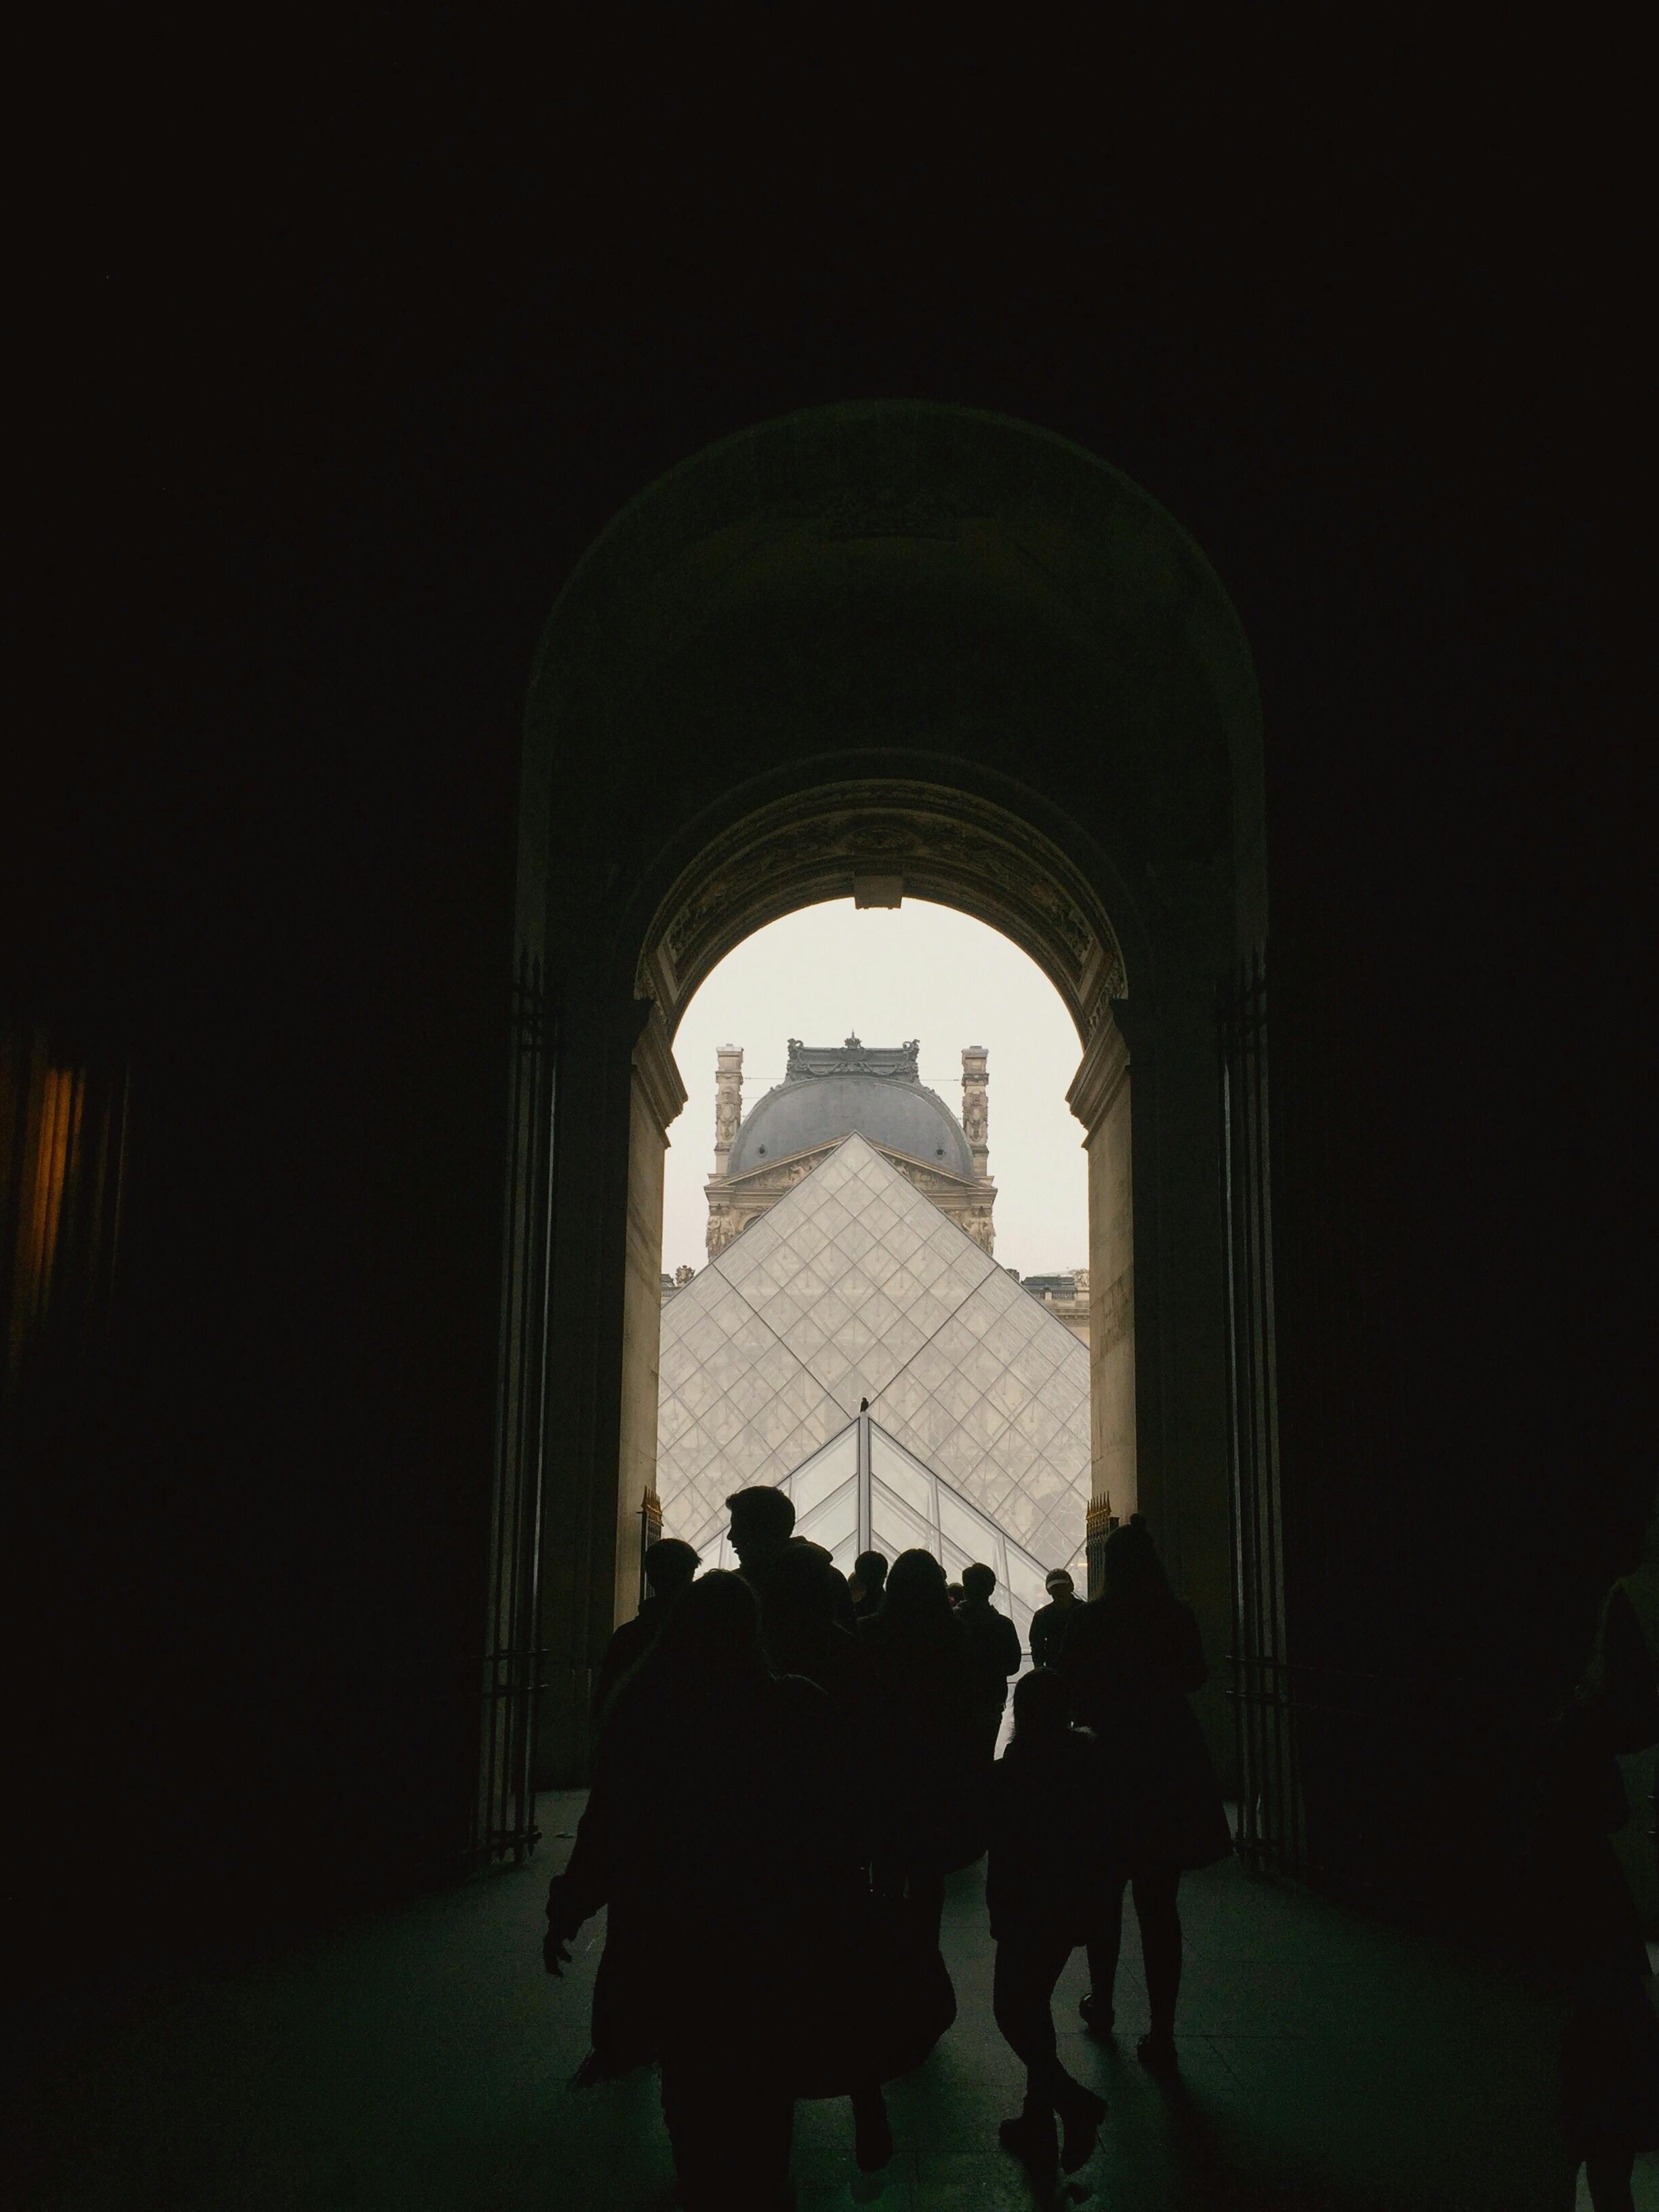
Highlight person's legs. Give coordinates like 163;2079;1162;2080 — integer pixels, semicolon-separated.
1584;2151;1637;2212
907;1866;945;1950
994;1937;1063;2085
994;1936;1107;2171
1082;1866;1129;2028
1132;1865;1184;2055
994;1937;1063;2169
661;2051;795;2211
849;2082;893;2173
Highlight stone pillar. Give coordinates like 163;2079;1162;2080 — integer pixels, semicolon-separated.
961;1044;990;1179
1067;1008;1136;1551
615;1004;687;1630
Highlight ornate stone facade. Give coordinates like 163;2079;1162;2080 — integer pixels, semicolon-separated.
703;1034;997;1261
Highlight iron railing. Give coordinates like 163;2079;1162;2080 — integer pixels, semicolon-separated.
470;949;556;1868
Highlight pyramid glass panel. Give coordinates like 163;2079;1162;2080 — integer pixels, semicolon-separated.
658;1135;1090;1580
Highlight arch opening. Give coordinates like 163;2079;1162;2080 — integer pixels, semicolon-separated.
506;401;1266;1843
617;808;1139;1645
650;897;1105;1625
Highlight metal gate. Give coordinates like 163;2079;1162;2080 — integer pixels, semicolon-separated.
1219;948;1305;1875
471;949;556;1867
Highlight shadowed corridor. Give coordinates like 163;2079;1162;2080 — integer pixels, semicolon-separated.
17;1793;1634;2212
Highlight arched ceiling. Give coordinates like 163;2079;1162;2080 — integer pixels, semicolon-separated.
640;779;1126;1047
523;402;1266;998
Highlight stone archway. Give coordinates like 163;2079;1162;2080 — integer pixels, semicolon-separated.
511;402;1264;1790
617;777;1139;1652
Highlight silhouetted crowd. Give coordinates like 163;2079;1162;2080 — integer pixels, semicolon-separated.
544;1489;1231;2206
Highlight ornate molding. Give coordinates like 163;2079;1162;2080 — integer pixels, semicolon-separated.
632;1004;688;1137
643;780;1126;1036
785;1036;920;1082
1066;1006;1132;1135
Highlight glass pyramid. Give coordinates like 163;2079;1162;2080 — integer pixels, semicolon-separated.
700;1411;1059;1653
658;1134;1090;1581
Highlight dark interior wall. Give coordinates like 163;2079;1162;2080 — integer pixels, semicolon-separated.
7;171;1629;1959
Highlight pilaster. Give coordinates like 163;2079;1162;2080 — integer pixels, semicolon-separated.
1067;1002;1137;1530
614;1004;687;1629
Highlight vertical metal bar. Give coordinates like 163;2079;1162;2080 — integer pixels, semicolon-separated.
857;1410;872;1555
1221;996;1250;1857
1247;960;1274;1858
1252;965;1277;1866
512;961;555;1861
507;960;540;1857
491;951;531;1855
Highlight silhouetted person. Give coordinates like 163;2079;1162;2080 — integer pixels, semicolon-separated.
727;1482;796;1586
855;1547;977;1946
544;1570;857;2210
762;1539;859;1711
1028;1568;1078;1670
1058;1515;1230;2069
728;1483;856;1652
987;1668;1111;2178
592;1536;700;1719
848;1548;888;1620
958;1560;1022;1765
1538;1507;1659;2212
946;1580;964;1610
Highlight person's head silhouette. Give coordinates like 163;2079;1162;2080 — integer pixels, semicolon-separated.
642;1537;700;1602
884;1548;956;1632
651;1568;769;1681
765;1539;838;1629
1099;1515;1171;1605
961;1561;996;1605
724;1485;796;1576
852;1549;888;1597
1011;1663;1073;1742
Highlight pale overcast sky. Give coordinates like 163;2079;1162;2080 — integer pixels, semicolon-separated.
663;901;1089;1281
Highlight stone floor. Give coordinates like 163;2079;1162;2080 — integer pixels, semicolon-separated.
14;1793;1655;2210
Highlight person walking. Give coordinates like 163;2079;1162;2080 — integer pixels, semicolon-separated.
592;1536;699;1719
544;1570;859;2210
855;1548;978;1946
761;1539;859;1711
1057;1516;1231;2071
727;1483;856;1648
1028;1568;1078;1670
987;1667;1111;2179
848;1549;888;1621
957;1561;1022;1766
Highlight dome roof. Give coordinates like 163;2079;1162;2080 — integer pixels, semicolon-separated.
728;1045;975;1182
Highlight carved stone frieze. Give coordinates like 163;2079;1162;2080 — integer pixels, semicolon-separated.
644;779;1127;1037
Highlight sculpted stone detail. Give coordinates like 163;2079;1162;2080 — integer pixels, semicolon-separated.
712;1044;744;1168
785;1035;920;1082
647;781;1126;1038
